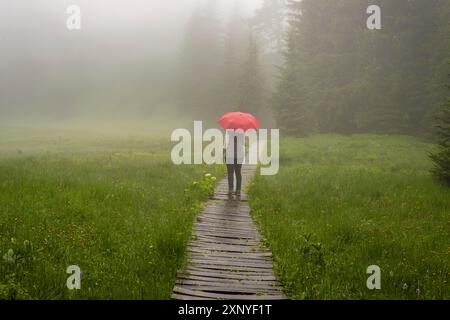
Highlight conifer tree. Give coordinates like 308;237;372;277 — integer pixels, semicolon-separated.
237;33;264;117
430;68;450;185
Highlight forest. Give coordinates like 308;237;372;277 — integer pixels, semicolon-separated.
0;0;449;301
177;0;449;137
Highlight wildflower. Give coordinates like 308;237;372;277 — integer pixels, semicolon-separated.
416;288;420;295
205;173;211;178
211;176;216;181
3;249;15;264
403;283;408;290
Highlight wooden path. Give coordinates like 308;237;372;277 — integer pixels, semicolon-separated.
172;165;286;300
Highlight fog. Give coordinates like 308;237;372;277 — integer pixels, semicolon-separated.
0;0;263;130
2;1;447;137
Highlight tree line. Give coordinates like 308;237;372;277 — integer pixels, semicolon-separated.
177;0;448;137
177;0;287;124
177;0;449;182
273;0;450;136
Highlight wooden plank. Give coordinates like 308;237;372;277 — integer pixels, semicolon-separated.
187;247;272;257
176;284;282;295
196;223;258;233
193;237;261;246
197;218;255;226
187;265;274;274
203;206;250;212
195;228;259;237
198;215;253;222
191;239;261;247
190;242;266;251
173;287;286;300
211;195;249;201
195;234;260;242
192;231;260;240
196;219;256;227
192;235;264;247
189;263;274;273
191;237;261;247
195;228;260;236
176;275;281;286
195;224;258;233
188;244;264;254
201;212;251;219
188;254;273;265
199;216;253;223
177;279;282;290
182;269;277;281
188;258;274;269
204;205;249;212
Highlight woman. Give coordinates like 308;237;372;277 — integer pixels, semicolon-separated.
224;131;245;196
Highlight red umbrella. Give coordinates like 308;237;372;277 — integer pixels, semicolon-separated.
218;112;261;131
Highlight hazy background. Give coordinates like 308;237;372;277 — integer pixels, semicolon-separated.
0;0;264;131
1;0;448;136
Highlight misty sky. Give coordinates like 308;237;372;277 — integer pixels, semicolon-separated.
0;0;263;123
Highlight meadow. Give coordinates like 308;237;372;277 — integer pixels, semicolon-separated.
0;127;223;299
249;134;450;299
1;128;448;300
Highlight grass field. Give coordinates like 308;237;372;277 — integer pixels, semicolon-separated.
0;127;224;299
249;134;450;299
1;128;448;300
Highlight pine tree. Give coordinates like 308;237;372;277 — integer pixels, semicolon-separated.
221;5;248;113
270;0;446;136
237;33;264;117
430;68;450;185
271;0;318;135
250;0;287;53
178;1;223;119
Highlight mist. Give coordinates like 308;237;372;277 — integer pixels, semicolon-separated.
0;0;263;131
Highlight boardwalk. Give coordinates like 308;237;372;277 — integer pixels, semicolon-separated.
172;165;286;300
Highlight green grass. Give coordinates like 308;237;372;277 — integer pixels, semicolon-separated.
0;128;224;299
249;134;450;300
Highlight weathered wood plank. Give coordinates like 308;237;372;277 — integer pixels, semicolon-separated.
176;284;282;295
188;258;274;269
196;224;258;233
189;263;274;273
187;246;272;256
177;279;282;289
173;287;286;300
188;244;264;254
176;276;281;286
191;239;261;248
172;165;286;300
192;232;260;240
181;269;277;281
189;254;272;263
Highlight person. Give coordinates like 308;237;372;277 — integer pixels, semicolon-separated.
224;131;245;197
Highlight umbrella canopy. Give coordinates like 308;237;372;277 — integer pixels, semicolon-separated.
218;112;261;132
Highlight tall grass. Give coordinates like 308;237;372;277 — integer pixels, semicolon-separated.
0;129;224;299
249;134;450;299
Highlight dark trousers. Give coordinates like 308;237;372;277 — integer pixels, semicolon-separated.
227;163;242;192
